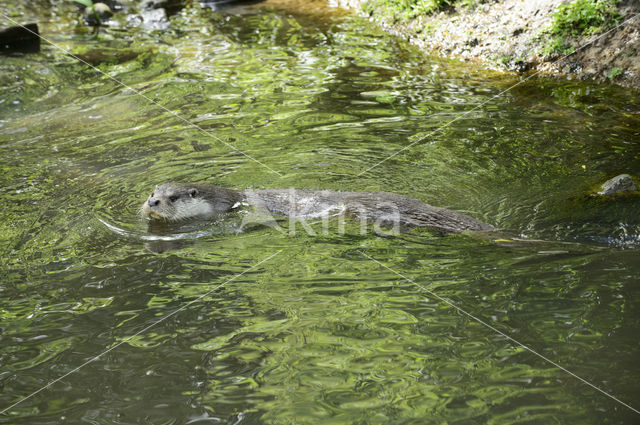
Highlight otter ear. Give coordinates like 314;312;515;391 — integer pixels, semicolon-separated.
189;188;198;198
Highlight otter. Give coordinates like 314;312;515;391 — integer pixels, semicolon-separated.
141;183;494;234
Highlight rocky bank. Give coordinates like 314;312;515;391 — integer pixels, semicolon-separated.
333;0;640;89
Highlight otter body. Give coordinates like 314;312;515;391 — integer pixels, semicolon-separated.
142;183;494;234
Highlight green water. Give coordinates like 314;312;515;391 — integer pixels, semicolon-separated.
1;1;639;423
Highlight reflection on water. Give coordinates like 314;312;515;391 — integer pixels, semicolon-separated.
1;1;639;424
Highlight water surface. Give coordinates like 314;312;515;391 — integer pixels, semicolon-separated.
1;1;639;423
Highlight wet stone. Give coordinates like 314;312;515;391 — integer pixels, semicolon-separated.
598;174;638;195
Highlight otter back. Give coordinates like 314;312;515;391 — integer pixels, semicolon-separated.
246;188;493;234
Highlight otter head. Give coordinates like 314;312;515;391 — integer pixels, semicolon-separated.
141;183;213;221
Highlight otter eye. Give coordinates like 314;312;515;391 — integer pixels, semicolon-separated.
151;192;155;197
189;188;198;198
169;195;179;202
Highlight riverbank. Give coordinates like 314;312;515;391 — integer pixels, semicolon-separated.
332;0;640;89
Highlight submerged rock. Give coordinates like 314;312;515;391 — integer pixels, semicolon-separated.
598;174;638;195
0;23;40;54
127;8;170;30
82;1;118;26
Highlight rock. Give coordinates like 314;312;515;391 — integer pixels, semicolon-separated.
127;8;169;30
83;2;115;26
467;37;479;47
0;23;40;54
598;174;638;195
513;60;530;72
142;8;169;30
95;3;114;16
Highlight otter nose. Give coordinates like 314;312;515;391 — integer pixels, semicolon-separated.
148;198;160;207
